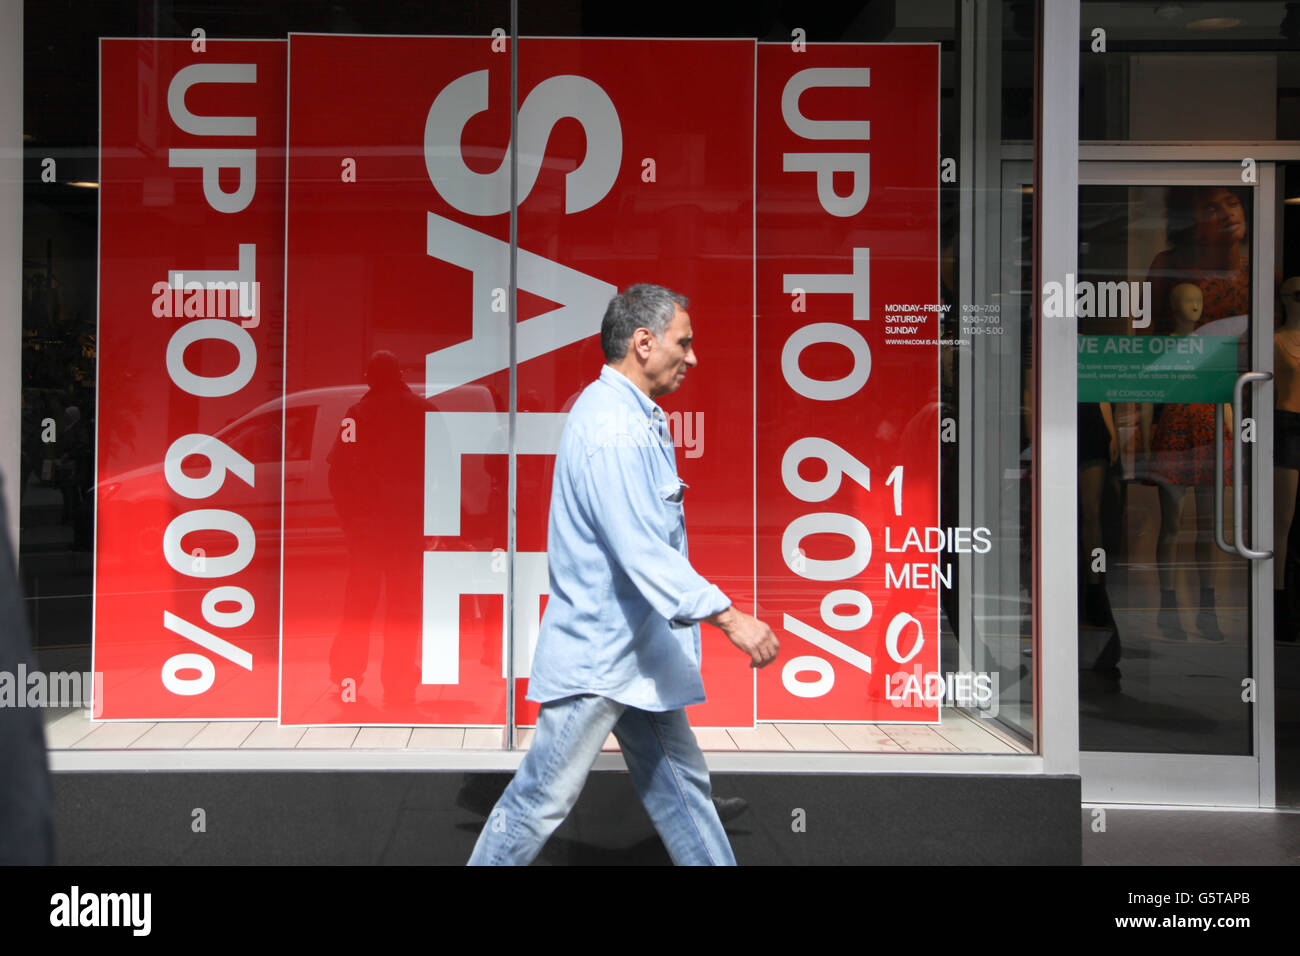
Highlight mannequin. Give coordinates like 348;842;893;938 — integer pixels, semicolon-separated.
1141;283;1231;641
1275;276;1300;642
1170;282;1204;336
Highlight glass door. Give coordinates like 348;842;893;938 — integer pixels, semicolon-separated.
1076;161;1275;806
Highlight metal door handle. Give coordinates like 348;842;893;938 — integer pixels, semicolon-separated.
1232;370;1273;561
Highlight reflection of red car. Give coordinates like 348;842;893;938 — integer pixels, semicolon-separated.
96;383;501;565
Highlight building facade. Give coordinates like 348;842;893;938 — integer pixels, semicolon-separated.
3;0;1295;864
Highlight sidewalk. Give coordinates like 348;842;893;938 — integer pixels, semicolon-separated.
1083;806;1300;865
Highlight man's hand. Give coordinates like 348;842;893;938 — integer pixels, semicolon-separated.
706;606;779;668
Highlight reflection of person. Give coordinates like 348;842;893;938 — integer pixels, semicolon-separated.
326;351;434;706
468;284;778;866
1274;276;1300;642
1146;187;1250;337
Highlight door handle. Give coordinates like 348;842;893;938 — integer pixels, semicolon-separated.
1231;370;1273;561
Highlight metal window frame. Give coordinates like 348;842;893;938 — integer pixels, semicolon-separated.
1036;0;1083;778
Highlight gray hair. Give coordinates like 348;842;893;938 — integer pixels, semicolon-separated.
600;283;689;362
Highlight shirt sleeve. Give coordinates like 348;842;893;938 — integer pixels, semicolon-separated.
577;442;730;624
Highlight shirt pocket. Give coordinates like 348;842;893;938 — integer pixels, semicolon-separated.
656;478;686;547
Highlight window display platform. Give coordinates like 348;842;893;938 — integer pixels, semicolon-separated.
43;706;1030;755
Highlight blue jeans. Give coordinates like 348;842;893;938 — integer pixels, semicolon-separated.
467;695;736;865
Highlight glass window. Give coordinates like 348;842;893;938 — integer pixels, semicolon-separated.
1081;0;1300;140
25;0;1040;757
1077;180;1254;756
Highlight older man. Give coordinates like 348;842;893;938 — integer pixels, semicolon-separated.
467;283;778;866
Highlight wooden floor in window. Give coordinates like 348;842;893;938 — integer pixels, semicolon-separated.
41;707;1029;754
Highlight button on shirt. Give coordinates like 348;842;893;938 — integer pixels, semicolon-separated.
526;365;731;711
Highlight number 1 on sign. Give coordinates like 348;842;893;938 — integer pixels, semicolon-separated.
886;465;903;516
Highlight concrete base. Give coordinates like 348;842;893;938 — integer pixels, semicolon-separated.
52;770;1081;865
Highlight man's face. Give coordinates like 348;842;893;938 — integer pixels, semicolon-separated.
644;304;697;398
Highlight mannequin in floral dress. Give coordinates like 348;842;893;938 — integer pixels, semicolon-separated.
1142;186;1250;641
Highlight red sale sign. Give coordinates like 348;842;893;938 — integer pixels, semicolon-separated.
95;39;286;719
755;44;941;722
279;35;755;726
94;36;943;730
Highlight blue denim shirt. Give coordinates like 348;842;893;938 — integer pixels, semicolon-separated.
526;365;731;711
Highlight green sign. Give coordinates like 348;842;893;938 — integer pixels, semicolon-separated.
1077;335;1238;403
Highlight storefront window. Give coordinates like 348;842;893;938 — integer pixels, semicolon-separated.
22;0;1041;758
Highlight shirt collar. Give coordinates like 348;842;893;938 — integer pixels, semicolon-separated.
599;364;661;420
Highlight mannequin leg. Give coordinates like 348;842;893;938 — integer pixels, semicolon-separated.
1155;483;1186;637
1080;463;1106;582
1079;462;1111;626
1192;485;1222;641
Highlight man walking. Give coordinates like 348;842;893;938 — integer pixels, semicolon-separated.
468;283;778;866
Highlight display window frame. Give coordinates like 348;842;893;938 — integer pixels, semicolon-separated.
3;0;1080;781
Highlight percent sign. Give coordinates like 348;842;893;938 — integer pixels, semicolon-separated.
782;592;926;698
161;585;254;696
779;439;878;696
781;589;873;698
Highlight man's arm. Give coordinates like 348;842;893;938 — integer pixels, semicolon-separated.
577;442;778;666
704;605;779;669
577;443;725;620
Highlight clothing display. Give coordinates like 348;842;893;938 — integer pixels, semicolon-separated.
1147;402;1232;487
1078;403;1110;468
1189;266;1249;326
1143;237;1246;488
1148;249;1250;336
